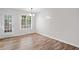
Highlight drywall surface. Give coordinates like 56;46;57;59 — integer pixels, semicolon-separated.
36;8;79;47
0;8;36;38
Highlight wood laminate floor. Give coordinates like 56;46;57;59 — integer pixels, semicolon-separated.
0;33;79;50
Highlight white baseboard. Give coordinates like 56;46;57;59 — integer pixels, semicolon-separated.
37;32;79;48
1;31;79;48
0;32;35;39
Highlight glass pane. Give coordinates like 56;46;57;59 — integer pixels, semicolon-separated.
4;15;12;32
26;16;31;28
21;15;32;28
21;15;27;28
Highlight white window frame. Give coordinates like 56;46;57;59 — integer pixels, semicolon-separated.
4;15;12;33
21;15;32;29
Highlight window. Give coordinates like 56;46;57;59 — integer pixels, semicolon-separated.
26;16;31;28
4;15;12;32
21;15;27;28
21;15;31;28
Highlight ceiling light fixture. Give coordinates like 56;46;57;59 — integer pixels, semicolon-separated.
29;8;35;16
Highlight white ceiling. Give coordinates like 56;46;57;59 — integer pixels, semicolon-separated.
20;8;42;13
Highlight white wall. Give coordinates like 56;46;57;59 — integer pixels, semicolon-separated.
0;8;36;38
36;8;79;47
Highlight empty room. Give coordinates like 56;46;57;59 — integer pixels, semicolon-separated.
0;8;79;50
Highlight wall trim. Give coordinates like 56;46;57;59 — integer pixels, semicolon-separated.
1;31;79;48
0;32;36;39
37;32;79;48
